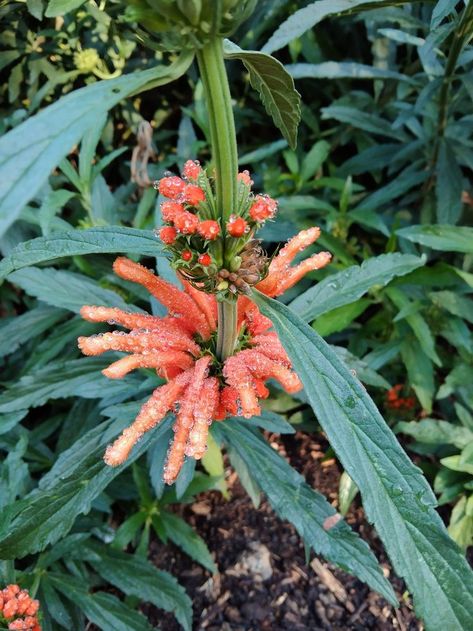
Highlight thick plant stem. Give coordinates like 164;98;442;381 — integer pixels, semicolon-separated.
197;38;239;360
216;300;237;360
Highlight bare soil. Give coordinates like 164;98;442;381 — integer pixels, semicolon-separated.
146;431;424;630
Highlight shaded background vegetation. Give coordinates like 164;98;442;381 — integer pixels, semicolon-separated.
0;0;472;629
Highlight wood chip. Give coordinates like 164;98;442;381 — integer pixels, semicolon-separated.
310;558;355;613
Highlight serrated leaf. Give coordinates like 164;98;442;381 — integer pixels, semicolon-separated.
0;416;173;558
251;290;473;631
262;0;413;53
160;511;217;573
0;227;164;280
49;574;154;631
87;543;192;631
289;253;424;322
0;357;143;414
0;304;66;357
8;267;131;313
224;41;301;149
0;53;193;237
397;224;473;253
217;420;396;604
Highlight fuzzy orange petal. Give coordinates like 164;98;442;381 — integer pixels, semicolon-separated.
113;257;211;339
104;371;192;466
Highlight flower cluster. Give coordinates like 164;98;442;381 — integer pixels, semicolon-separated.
0;585;41;631
78;227;331;484
385;384;416;412
154;161;278;298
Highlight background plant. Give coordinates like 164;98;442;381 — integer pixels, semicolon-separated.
0;1;472;629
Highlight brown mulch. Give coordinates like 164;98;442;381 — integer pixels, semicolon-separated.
144;432;423;630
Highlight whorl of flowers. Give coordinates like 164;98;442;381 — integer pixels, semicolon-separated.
0;585;41;631
78;165;331;484
154;160;280;299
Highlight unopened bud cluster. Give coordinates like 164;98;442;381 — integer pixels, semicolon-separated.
124;0;257;51
154;161;277;300
0;585;41;631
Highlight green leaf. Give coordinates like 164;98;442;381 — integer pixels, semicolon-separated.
88;543;192;631
313;298;370;336
224;41;301;149
45;0;86;17
0;358;142;414
251;290;473;631
400;337;434;413
7;267;131;313
338;471;359;517
160;511;217;573
436;140;463;224
0;227;164;280
397;224;473;253
429;291;473;324
289;253;424;322
396;420;473;450
388;288;441;366
322;105;405;140
332;346;390;389
49;574;154;631
262;0;413;53
0;304;66;358
0;416;173;558
217;420;396;604
448;497;473;550
300;140;330;182
0;53;193;237
288;61;417;84
238;139;287;164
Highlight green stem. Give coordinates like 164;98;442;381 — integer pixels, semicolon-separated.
216;300;237;360
197;38;239;360
433;3;473;160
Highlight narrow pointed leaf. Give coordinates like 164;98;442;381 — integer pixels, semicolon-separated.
252;290;473;631
0;416;173;558
397;225;473;253
224;41;301;149
7;267;132;313
263;1;413;53
289;253;424;322
0;227;163;280
217;422;396;604
87;543;192;631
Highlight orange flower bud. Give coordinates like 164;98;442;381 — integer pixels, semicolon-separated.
182;250;193;261
238;170;253;187
183;184;205;206
161;200;185;222
197;220;220;240
198;253;212;266
157;176;185;199
227;216;248;238
182;160;202;180
174;211;199;234
249;195;277;222
159;226;177;245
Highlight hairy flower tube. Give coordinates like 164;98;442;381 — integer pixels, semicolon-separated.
0;585;41;631
78;207;331;484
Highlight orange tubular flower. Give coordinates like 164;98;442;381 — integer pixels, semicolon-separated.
0;585;41;631
78;226;330;484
